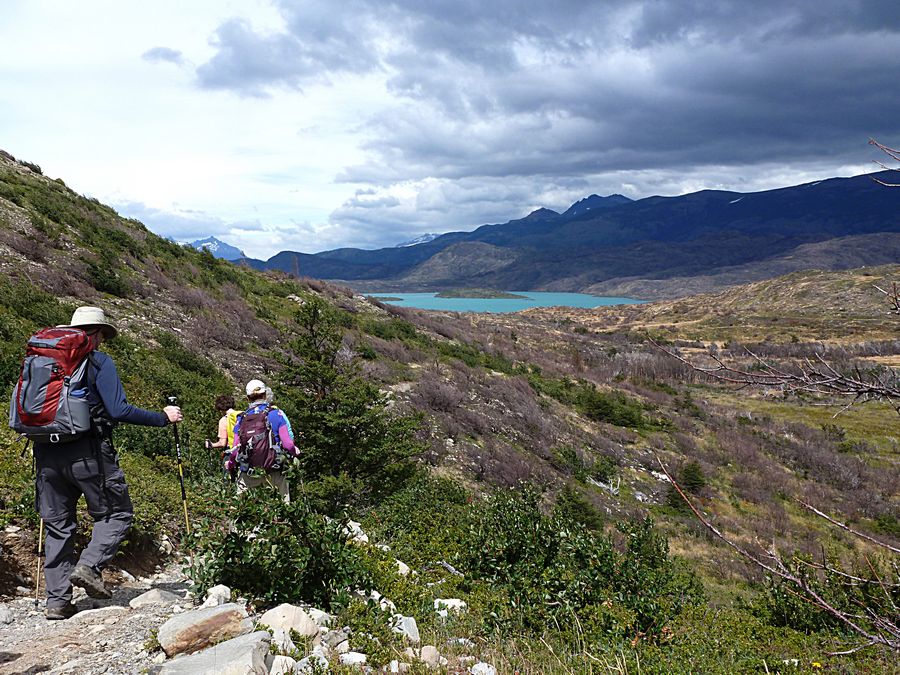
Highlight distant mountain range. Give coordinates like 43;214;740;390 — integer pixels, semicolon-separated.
190;236;245;261
236;174;900;299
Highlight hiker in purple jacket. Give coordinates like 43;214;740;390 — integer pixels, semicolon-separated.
224;379;298;502
35;307;182;620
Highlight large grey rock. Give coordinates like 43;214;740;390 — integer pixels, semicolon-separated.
339;651;367;667
405;645;444;668
470;662;497;675
157;630;270;674
391;614;420;644
69;606;129;623
258;603;320;637
321;628;351;649
130;588;181;608
343;520;369;544
306;606;333;628
158;602;253;657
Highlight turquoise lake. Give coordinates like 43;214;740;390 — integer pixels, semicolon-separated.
368;292;645;313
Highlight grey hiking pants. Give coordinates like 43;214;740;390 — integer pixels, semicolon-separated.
34;437;133;608
236;469;290;503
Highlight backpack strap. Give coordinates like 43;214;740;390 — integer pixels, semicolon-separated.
85;353;117;439
85;353;114;516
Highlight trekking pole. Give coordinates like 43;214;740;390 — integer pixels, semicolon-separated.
167;396;194;569
34;518;43;608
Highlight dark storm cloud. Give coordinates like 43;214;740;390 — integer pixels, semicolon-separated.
191;0;900;243
342;27;900;183
630;0;900;47
195;8;381;94
142;47;185;66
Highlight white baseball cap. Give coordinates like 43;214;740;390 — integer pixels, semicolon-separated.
245;379;267;397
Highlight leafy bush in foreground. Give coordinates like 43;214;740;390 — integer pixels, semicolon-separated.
457;487;703;641
190;487;372;609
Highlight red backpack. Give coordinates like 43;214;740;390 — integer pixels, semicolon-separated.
8;327;95;443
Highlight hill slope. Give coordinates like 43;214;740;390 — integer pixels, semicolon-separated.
0;151;897;671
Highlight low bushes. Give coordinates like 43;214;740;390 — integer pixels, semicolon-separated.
528;372;664;430
457;487;703;641
189;487;372;609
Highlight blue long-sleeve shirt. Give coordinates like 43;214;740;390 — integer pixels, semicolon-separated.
87;352;168;427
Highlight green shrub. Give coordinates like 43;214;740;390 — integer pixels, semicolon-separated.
753;551;899;639
336;599;406;667
457;487;703;641
553;484;603;530
528;374;661;430
680;461;706;492
359;317;421;344
278;296;423;510
85;254;132;297
190;487;373;609
119;452;187;544
364;471;473;566
154;331;218;378
666;461;706;511
874;512;900;538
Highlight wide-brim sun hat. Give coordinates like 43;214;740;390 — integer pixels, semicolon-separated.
245;379;267;397
64;306;117;339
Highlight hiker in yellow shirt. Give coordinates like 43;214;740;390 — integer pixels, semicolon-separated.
206;394;239;458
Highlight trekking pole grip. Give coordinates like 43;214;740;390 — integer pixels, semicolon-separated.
167;395;181;439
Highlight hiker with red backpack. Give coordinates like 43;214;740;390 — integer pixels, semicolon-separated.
223;379;297;503
9;306;182;620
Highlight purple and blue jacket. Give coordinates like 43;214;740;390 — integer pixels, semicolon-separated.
224;402;296;472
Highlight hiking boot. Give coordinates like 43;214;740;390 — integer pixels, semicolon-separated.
70;564;111;599
45;603;79;620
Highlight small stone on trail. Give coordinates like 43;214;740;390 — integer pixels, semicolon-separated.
340;651;367;666
130;588;181;608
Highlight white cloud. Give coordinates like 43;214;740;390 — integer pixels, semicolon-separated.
2;0;899;259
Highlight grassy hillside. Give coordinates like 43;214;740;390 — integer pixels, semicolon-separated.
527;265;900;342
0;151;897;671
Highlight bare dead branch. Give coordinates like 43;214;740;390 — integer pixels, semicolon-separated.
797;501;900;555
656;456;899;652
870;139;900;186
796;558;900;588
865;555;899;615
829;641;879;656
870;138;900;164
873;283;900;315
647;337;900;416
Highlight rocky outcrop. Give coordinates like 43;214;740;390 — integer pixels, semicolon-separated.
155;630;270;675
0;521;500;675
157;603;253;657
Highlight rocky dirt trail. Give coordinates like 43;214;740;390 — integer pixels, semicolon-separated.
0;520;499;675
0;555;190;675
